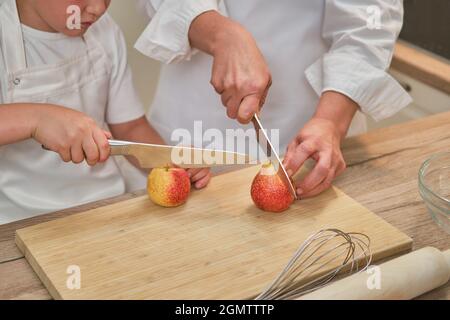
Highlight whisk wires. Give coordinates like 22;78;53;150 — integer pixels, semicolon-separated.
255;228;372;300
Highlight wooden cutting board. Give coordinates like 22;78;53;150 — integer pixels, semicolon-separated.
15;165;412;300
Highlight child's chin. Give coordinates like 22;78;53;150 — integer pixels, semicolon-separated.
63;28;88;37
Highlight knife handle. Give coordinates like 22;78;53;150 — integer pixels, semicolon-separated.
42;140;131;156
42;139;132;156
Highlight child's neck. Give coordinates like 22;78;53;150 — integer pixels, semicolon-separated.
16;0;57;33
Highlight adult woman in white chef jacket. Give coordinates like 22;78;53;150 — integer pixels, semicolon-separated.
135;0;412;198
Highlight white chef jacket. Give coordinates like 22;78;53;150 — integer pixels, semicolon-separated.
135;0;412;155
0;0;145;224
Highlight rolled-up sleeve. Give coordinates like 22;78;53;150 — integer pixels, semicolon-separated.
305;0;412;121
134;0;221;64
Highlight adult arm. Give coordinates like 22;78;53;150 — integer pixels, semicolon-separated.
284;0;412;198
134;0;271;124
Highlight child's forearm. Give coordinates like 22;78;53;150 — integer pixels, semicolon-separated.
109;116;165;144
0;103;38;145
109;116;165;171
1;103;112;166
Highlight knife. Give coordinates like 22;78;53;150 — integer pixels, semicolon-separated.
251;115;298;200
108;140;254;169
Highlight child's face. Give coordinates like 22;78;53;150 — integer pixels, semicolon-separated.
33;0;111;36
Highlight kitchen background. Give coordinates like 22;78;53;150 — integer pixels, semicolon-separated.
108;1;450;131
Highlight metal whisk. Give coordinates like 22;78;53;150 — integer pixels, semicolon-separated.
255;228;372;300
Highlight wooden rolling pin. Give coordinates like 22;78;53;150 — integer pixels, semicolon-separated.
299;247;450;300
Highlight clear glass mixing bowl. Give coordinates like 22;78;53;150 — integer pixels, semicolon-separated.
418;152;450;234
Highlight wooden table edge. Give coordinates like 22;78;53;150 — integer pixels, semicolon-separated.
392;41;450;94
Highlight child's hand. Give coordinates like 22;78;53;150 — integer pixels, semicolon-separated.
186;168;211;189
32;104;111;166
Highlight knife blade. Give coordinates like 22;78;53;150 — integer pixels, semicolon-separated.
251;115;298;200
108;140;255;169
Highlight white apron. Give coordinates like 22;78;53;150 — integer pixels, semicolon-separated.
0;0;126;224
147;0;368;156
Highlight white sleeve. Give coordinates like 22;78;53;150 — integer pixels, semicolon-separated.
0;48;6;104
305;0;412;121
134;0;221;64
104;16;145;124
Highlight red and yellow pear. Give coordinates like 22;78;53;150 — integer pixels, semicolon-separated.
147;167;191;207
251;162;295;213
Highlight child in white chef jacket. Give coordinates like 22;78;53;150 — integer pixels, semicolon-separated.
0;0;211;224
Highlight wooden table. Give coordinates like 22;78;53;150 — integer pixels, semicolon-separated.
1;112;450;300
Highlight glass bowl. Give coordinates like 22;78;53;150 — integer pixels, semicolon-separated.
418;152;450;234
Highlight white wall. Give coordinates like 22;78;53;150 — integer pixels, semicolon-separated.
108;1;161;111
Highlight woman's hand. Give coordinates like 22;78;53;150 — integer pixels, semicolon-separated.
189;11;271;124
32;104;111;166
186;168;211;189
283;91;359;198
283;118;346;198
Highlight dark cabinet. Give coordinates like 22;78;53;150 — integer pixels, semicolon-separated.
400;0;450;60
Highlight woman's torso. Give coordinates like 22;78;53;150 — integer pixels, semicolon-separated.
149;0;367;156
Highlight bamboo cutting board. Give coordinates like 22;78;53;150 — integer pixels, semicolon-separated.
15;166;412;300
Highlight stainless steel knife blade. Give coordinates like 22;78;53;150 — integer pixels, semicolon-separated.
108;140;255;169
252;115;298;200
